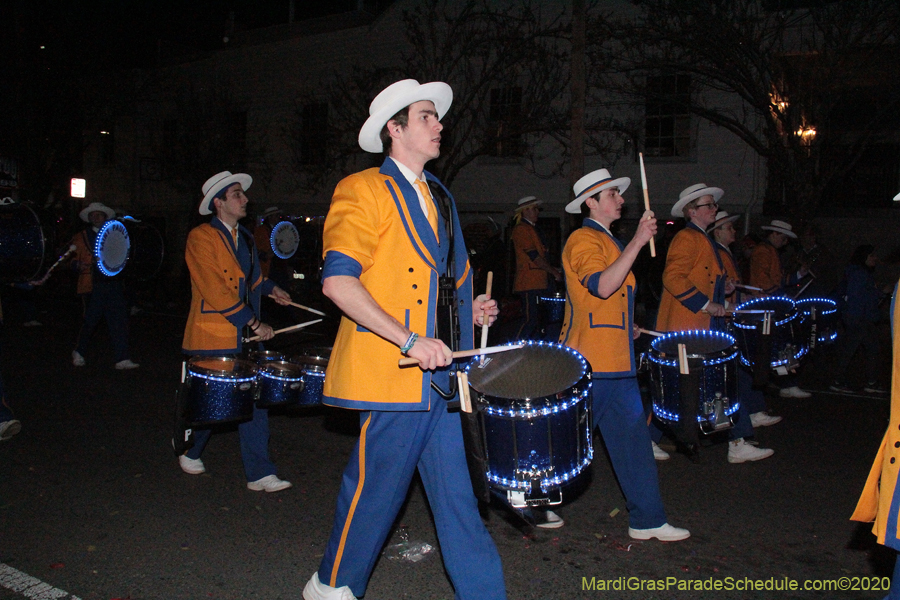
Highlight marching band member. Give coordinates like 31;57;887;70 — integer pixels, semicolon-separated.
178;171;293;492
558;168;689;542
749;219;811;399
852;189;900;600
510;195;561;340
655;190;772;463
302;79;504;600
69;202;138;370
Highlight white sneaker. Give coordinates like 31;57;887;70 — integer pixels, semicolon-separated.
303;572;358;600
247;474;292;492
178;455;206;475
115;359;139;370
750;411;782;427
628;522;691;541
0;420;22;441
72;351;85;367
651;441;671;461
779;386;811;398
535;510;565;529
728;438;774;463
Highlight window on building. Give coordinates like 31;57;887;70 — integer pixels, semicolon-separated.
299;102;328;166
488;86;525;158
644;74;692;158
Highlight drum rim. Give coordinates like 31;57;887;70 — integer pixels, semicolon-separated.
795;297;838;315
0;202;47;282
95;219;131;276
270;220;300;259
187;356;258;378
259;360;304;379
650;329;736;357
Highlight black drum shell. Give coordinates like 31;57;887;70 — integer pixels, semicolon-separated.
795;298;839;349
538;292;566;325
184;357;257;426
732;296;801;369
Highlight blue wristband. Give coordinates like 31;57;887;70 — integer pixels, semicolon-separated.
400;332;418;354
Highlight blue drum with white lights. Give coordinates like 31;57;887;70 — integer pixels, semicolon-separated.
95;219;131;277
0;201;46;283
465;341;592;507
290;347;331;407
184;357;257;426
648;330;739;434
795;297;839;349
538;292;566;325
732;296;803;369
256;360;305;407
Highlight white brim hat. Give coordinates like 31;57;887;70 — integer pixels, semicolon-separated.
894;191;900;201
358;79;453;154
79;201;115;222
515;196;542;212
565;169;631;214
761;219;797;239
200;171;252;216
671;183;724;218
708;210;740;232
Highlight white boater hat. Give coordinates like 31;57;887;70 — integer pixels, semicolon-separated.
565;169;631;214
358;79;453;154
671;183;724;218
79;201;115;222
708;210;740;232
515;196;542;212
200;171;252;216
761;219;797;239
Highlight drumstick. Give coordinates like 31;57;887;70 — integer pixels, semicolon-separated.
638;327;664;337
793;278;813;300
33;245;76;285
734;283;762;292
479;271;493;365
243;318;322;343
638;152;657;258
677;343;689;375
270;296;327;316
398;343;525;367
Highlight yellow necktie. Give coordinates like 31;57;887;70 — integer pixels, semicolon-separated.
232;228;239;248
415;180;439;236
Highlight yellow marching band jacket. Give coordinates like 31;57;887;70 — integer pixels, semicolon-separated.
320;159;474;411
656;223;728;333
511;220;549;293
559;220;636;377
182;219;276;355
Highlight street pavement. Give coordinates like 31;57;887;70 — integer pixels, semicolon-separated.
0;295;895;600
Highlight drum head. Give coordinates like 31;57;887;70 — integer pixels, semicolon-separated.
96;220;131;276
259;360;304;380
735;296;796;325
652;330;735;356
188;356;257;378
271;221;300;259
795;298;837;315
466;342;588;400
0;202;46;283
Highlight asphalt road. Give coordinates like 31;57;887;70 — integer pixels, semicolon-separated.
0;294;895;600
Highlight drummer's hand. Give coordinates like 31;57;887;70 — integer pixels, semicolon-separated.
473;293;499;327
634;210;657;247
706;302;727;317
254;322;275;341
406;335;453;371
633;323;642;340
270;286;292;305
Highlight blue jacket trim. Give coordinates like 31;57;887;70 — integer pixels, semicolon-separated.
323;250;363;279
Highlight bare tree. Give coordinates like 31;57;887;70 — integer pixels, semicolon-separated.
604;0;900;216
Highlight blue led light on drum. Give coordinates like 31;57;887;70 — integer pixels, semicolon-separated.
487;456;592;491
270;221;300;259
648;330;739;367
732;296;798;328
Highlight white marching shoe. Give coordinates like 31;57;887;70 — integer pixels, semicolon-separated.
302;572;358;600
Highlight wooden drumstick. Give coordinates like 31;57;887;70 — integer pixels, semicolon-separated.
243;318;322;343
734;283;762;292
269;296;326;317
479;271;493;364
677;343;689;375
33;245;76;285
638;327;664;337
639;152;657;258
399;343;524;367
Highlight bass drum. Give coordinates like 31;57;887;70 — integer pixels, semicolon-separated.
122;218;165;281
0;201;46;283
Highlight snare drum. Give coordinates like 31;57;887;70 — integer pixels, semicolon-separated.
465;341;592;507
184;357;258;426
256;360;305;407
0;202;46;283
795;297;839;349
245;350;285;364
291;347;331;406
732;296;803;371
647;330;739;434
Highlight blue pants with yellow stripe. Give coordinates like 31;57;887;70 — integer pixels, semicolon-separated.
317;391;506;599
